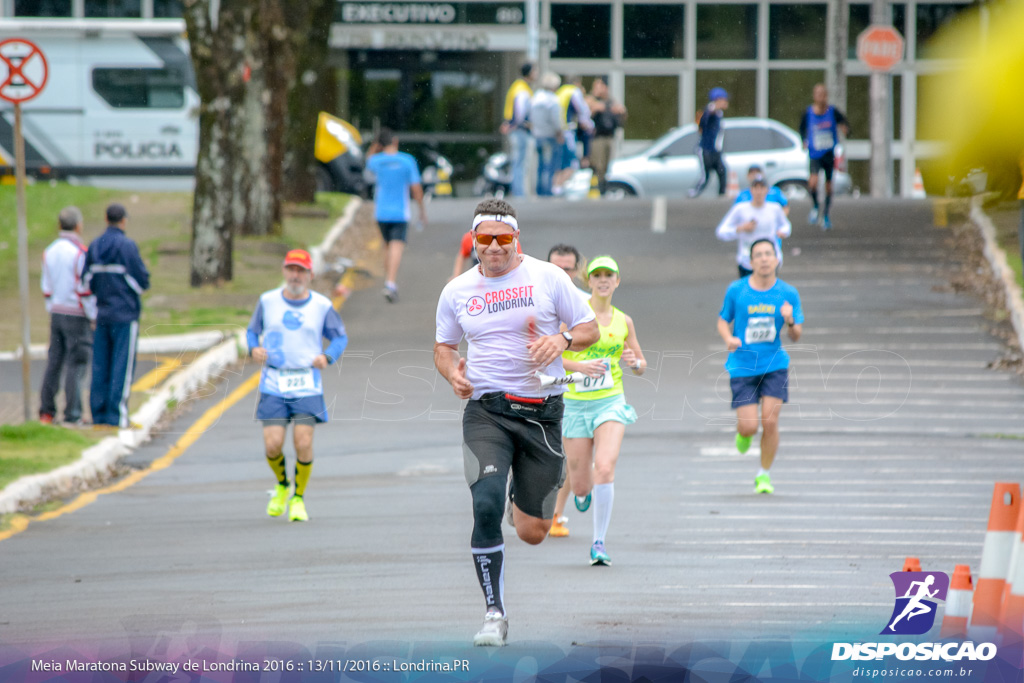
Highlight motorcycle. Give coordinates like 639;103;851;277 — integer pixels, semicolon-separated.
314;112;369;197
420;148;455;200
473;151;512;198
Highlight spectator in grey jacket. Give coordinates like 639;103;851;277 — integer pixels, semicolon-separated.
530;72;564;197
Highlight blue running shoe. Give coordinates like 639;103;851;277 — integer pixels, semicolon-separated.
822;215;832;231
808;207;819;225
590;541;611;566
574;492;591;512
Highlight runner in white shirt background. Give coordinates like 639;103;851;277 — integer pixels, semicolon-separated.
715;174;792;278
434;199;599;646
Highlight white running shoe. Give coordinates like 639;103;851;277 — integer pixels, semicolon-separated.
473;611;508;646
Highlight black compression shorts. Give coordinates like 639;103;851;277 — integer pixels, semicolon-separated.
462;393;566;519
809;150;836;182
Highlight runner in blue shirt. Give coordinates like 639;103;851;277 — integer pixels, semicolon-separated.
799;84;849;230
365;128;428;303
734;164;789;215
689;87;729;197
716;238;804;494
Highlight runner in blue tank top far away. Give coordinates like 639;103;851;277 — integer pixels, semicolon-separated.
799;84;850;231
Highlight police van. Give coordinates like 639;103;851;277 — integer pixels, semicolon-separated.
0;19;198;179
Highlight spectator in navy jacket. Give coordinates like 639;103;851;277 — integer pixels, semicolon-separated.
83;203;150;429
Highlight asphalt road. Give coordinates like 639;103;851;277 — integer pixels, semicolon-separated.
2;196;1022;668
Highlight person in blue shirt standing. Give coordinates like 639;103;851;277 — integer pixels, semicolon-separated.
247;249;348;522
366;128;428;303
799;84;850;230
690;87;730;197
734;164;790;215
82;203;150;429
716;238;804;495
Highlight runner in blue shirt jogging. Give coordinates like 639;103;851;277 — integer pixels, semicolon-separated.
716;238;803;494
799;84;850;230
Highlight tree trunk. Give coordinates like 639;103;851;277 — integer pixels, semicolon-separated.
282;0;336;203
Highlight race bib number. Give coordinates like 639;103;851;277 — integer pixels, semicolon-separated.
745;317;777;345
813;130;835;151
278;368;315;395
575;359;613;393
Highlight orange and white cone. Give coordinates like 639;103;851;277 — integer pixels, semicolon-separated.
902;557;922;572
940;565;973;639
970;482;1021;641
999;503;1024;639
912;168;926;199
726;170;740;199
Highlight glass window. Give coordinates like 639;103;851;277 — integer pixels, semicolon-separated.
624;5;684;60
769;4;826;60
14;0;71;16
916;3;971;59
153;0;183;18
768;70;824;131
624;75;678;139
551;4;611;59
659;131;700;157
85;0;141;17
695;70;756;117
92;68;186;108
846;73;901;140
723;126;779;153
696;5;757;60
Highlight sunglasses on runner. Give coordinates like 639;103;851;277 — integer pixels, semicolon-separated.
474;233;516;247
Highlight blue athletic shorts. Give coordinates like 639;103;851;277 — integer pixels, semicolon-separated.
562;393;637;439
378;221;408;243
256;393;328;424
730;368;789;409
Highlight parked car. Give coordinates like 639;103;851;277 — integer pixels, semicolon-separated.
605;117;852;199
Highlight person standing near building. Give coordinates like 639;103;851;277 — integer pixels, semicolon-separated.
247;249;348;522
434;199;598;646
365;128;427;303
83;203;149;430
715;174;792;278
690;88;729;197
561;256;646;566
553;75;593;195
586;77;627;195
501;63;536;197
545;243;588;538
529;72;564;197
716;238;803;495
800;83;850;230
39;206;95;425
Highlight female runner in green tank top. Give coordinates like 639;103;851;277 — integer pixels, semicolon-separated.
561;256;646;566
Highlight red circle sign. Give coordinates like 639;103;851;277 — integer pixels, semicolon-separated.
857;25;905;72
0;38;49;103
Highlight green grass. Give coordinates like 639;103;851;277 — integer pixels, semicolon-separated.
0;423;100;490
990;203;1024;289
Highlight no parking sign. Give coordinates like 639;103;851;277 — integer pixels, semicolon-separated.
0;37;48;104
2;37;49;422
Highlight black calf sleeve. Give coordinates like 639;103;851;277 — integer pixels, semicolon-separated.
470;476;506;548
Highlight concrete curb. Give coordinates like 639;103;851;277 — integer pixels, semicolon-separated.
310;197;362;276
0;331;244;515
970;197;1024;351
0;330;230;361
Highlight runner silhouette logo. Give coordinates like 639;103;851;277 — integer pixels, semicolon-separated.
882;571;949;635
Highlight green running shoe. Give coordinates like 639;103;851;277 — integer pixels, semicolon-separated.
754;473;774;494
735;433;752;454
288;495;309;522
267;483;289;517
574;493;591;512
590;541;611;566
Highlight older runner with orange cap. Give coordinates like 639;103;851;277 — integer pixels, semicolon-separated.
246;249;348;522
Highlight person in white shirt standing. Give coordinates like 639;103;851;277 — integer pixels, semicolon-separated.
529;72;565;197
434;199;599;646
715;174;793;278
39;206;96;425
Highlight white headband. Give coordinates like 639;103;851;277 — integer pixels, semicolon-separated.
472;214;519;231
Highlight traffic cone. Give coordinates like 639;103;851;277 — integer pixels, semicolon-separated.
902;557;922;572
912;168;927;199
588;173;600;199
726;170;739;199
940;565;973;639
999;503;1024;639
970;483;1021;640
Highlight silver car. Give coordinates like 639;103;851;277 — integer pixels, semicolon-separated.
605;117;851;199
